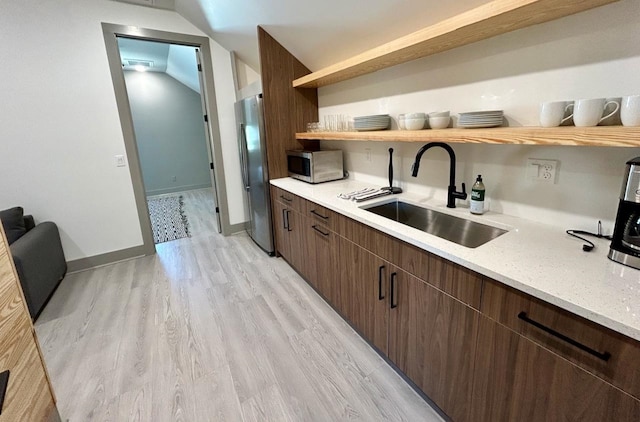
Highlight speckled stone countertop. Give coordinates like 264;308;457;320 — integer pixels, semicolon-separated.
271;177;640;342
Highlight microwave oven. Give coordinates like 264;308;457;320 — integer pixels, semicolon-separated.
286;150;344;184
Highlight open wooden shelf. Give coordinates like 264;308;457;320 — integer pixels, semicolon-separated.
296;126;640;147
292;0;618;89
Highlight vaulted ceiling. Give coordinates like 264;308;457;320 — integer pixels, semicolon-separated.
171;0;491;73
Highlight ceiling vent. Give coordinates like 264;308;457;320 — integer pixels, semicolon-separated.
122;59;154;68
110;0;175;10
114;0;154;6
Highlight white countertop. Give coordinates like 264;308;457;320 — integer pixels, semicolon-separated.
271;177;640;342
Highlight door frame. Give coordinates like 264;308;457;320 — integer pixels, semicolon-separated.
102;23;233;255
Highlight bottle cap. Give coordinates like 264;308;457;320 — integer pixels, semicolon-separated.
476;175;482;182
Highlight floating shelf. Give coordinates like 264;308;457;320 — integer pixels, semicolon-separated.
296;126;640;148
292;0;618;88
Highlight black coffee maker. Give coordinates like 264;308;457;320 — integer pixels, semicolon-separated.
609;157;640;270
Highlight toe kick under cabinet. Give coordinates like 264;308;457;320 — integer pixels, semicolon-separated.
270;186;640;421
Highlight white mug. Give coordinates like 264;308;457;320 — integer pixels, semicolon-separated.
600;97;622;126
573;98;620;127
539;101;574;127
621;95;640;127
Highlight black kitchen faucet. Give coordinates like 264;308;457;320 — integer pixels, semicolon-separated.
411;142;467;208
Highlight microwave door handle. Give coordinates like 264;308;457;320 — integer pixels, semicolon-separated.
239;123;250;190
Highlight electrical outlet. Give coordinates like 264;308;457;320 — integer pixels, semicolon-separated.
365;148;372;162
115;155;126;167
527;158;558;184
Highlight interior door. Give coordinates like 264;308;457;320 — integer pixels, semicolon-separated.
195;48;222;233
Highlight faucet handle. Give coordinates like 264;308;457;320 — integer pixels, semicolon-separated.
452;183;467;201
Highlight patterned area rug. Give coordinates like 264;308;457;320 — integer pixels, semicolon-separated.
147;195;190;244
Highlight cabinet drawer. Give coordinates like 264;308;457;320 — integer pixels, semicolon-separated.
271;186;303;212
472;314;640;421
334;214;400;263
482;278;640;400
304;200;337;231
398;242;483;309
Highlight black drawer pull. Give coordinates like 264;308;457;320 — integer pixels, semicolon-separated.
310;209;329;220
280;195;293;203
517;312;611;362
378;265;385;300
285;210;292;232
0;370;9;415
390;272;398;309
311;225;329;236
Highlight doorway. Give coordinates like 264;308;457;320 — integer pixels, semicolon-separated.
102;24;233;255
117;38;220;243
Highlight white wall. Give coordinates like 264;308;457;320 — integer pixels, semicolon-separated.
234;56;260;90
165;44;200;92
0;0;240;260
124;71;212;195
318;0;640;232
210;43;247;226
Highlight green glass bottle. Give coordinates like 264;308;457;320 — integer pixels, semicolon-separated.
470;175;485;215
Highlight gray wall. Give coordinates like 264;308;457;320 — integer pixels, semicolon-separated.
124;70;212;196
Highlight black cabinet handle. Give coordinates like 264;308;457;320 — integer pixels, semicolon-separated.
378;265;385;300
280;195;293;203
285;210;292;232
517;312;611;362
390;272;398;309
282;208;288;230
312;225;329;236
310;209;329;220
0;370;9;415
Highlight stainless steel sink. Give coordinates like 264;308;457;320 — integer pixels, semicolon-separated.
362;200;507;248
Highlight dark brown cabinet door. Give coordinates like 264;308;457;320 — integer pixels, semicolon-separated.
337;236;389;354
272;200;290;260
471;315;640;422
388;270;479;422
311;223;337;304
272;200;305;275
286;209;305;275
301;219;330;291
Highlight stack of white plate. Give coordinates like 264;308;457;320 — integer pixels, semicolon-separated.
458;110;504;128
354;114;390;131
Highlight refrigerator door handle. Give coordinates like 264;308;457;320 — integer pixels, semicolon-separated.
239;123;250;191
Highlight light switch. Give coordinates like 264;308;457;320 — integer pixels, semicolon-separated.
115;155;126;167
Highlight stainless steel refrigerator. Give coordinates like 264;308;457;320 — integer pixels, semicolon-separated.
235;94;274;255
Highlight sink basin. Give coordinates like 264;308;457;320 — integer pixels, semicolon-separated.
362;200;507;248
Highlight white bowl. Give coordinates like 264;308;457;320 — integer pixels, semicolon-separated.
397;114;406;130
405;117;426;130
429;110;450;117
405;112;426;119
429;116;450;129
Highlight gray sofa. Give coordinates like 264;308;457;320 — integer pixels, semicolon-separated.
0;207;67;320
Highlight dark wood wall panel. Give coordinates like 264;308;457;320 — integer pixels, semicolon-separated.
258;27;319;180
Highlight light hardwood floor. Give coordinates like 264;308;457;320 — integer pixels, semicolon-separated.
35;189;444;421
